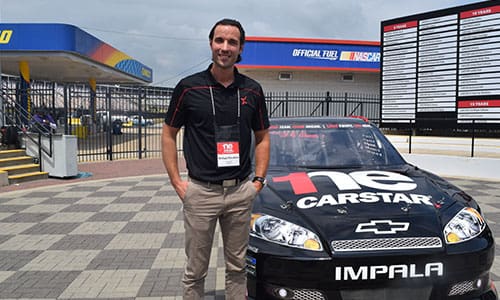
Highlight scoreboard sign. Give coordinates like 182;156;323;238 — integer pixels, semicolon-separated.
380;0;500;127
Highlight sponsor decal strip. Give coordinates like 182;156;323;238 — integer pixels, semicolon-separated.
272;170;432;209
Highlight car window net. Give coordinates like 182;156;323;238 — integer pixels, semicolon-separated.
269;126;401;168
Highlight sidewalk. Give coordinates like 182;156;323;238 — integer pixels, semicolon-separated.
0;158;218;299
1;157;500;298
0;158;170;193
387;135;500;158
387;135;500;181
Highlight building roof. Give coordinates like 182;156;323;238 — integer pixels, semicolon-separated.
0;23;152;84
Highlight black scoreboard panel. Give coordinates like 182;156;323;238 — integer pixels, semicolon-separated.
381;0;500;128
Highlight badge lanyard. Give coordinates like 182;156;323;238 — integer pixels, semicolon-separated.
209;86;241;168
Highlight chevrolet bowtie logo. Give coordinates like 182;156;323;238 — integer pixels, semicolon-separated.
355;220;410;235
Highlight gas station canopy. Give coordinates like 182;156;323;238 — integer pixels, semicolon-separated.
0;23;152;84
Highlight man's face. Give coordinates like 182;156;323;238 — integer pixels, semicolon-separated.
210;24;243;70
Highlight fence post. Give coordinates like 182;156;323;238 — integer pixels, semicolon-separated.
63;84;69;135
325;91;331;116
408;121;413;154
138;88;143;159
268;93;275;117
344;92;348;117
51;82;56;119
471;119;475;158
106;87;113;161
285;91;289;116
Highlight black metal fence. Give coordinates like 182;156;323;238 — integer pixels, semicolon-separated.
1;76;173;162
266;91;380;121
1;75;381;161
6;75;500;160
64;84;172;162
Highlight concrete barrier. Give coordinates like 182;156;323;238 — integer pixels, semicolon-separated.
402;153;500;181
0;170;8;186
387;135;500;158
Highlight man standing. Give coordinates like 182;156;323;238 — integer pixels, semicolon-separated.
162;19;270;299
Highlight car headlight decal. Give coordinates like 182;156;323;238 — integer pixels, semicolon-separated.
444;207;486;244
250;214;323;251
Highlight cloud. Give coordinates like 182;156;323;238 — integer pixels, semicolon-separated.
0;0;484;86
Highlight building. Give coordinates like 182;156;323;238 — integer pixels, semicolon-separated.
238;37;380;94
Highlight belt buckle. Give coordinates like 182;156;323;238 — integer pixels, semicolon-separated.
222;179;237;187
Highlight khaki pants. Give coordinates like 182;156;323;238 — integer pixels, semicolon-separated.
182;178;257;300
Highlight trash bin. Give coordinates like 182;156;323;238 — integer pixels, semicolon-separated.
72;125;88;138
112;120;122;135
25;134;78;178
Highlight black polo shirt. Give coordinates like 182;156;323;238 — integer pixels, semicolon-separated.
165;65;270;182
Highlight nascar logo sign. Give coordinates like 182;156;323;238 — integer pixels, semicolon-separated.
340;51;380;62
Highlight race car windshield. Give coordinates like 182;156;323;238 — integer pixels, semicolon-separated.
269;124;405;168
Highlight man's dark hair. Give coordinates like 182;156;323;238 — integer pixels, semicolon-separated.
209;18;245;63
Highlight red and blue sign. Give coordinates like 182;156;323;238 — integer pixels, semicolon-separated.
0;23;152;82
239;37;380;72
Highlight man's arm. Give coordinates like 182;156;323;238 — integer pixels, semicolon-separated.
31;115;41;124
161;123;188;200
47;114;57;129
253;128;270;192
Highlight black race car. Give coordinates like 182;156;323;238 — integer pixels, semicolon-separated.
247;117;497;300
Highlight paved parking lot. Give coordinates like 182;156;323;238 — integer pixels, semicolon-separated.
0;174;499;299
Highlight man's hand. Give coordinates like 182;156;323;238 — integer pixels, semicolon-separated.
172;180;189;201
252;180;264;193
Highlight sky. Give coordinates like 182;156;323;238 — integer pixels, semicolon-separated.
0;0;486;87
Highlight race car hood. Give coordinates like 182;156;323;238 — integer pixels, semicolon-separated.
255;165;471;244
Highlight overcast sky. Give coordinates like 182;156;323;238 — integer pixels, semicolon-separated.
0;0;485;87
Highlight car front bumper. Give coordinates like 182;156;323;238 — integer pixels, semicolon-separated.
247;233;497;300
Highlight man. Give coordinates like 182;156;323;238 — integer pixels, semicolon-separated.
161;19;270;299
31;108;57;134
